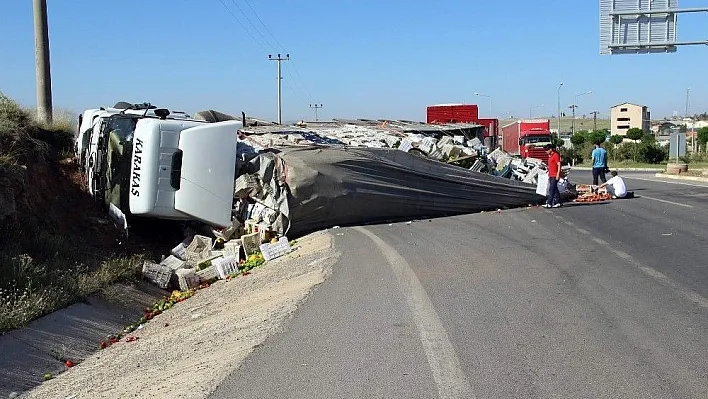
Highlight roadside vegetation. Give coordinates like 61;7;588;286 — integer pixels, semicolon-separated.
560;127;708;169
0;92;145;333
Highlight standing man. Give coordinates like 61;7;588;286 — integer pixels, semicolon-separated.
591;141;608;186
544;144;562;208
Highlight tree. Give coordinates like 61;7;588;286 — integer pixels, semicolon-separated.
642;132;656;144
626;128;644;162
552;135;565;150
697;127;708;152
570;133;586;147
588;130;607;145
609;135;624;145
625;128;644;141
608;135;624;162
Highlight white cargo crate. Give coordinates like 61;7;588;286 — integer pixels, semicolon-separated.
259;237;291;261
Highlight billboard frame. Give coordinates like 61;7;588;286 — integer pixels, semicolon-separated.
600;0;708;55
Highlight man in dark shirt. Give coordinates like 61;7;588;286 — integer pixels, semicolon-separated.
543;144;562;208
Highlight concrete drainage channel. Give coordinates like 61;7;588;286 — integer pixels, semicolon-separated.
1;232;338;399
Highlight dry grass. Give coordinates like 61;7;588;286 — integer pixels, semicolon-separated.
0;93;144;333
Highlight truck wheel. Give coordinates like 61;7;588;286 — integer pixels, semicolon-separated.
113;102;133;110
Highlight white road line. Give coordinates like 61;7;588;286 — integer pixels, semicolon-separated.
626;176;708;188
639;195;694;208
354;226;474;399
555;216;708;311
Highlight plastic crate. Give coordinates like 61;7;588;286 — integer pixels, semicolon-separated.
196;265;219;283
259;237;291;261
142;261;173;289
186;235;212;267
175;268;200;291
213;255;240;279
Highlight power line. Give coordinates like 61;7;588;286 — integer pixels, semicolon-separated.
216;0;269;52
239;0;315;102
243;0;286;52
216;0;317;114
228;0;277;51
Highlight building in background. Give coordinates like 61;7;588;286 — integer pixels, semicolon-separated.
610;102;650;136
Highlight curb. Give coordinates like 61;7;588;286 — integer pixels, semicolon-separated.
0;282;165;397
570;167;664;172
654;173;708;183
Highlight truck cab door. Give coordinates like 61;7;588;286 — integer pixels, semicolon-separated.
173;121;240;227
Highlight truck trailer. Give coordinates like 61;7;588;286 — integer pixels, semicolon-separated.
476;118;499;148
426;104;479;124
500;119;553;162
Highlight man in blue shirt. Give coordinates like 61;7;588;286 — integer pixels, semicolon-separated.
591;142;608;186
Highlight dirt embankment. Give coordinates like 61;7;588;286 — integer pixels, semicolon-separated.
0;93;160;333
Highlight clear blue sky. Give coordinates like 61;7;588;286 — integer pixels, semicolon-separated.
1;0;706;122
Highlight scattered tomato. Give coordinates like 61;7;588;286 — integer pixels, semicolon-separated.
65;360;74;368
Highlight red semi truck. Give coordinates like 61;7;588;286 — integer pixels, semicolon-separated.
500;119;553;162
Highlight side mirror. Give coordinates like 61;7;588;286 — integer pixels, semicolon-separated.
518;139;523;146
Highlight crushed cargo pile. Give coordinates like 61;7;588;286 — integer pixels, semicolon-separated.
142;222;294;291
239;119;547;184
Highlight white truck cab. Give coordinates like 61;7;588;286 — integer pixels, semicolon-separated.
79;103;242;231
128;118;241;227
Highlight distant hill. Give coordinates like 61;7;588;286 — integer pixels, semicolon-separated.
498;117;611;134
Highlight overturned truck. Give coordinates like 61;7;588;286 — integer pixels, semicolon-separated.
86;106;543;237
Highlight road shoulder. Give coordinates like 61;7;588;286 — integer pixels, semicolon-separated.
654;172;708;183
11;231;338;399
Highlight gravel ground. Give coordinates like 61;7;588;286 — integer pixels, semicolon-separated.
21;231;338;399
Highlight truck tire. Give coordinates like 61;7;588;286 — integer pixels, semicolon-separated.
113;102;133;110
194;110;236;123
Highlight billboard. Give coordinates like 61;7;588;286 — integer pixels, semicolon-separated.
600;0;678;55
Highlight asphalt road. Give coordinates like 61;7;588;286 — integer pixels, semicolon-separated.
210;172;708;399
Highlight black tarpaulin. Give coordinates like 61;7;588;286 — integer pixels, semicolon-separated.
246;146;544;237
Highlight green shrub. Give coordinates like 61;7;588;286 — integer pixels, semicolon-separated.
615;142;635;162
638;143;667;164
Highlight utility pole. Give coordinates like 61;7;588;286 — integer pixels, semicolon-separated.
571;91;592;135
309;103;323;121
33;0;53;125
557;83;563;136
590;111;599;132
268;53;289;124
569;105;579;134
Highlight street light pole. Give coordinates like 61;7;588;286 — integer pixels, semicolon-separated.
474;92;492;116
557;83;563;135
529;104;544;118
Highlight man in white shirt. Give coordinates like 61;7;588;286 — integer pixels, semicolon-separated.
598;170;628;198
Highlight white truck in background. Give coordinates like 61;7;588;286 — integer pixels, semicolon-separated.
77;103;242;234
